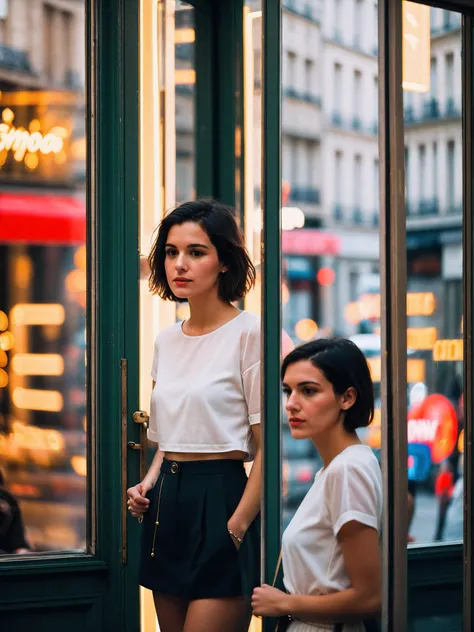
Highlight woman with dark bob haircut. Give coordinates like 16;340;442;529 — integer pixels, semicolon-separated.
253;338;383;632
127;199;261;632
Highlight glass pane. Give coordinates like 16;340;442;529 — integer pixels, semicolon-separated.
0;1;87;554
280;0;381;529
139;0;196;627
403;4;463;546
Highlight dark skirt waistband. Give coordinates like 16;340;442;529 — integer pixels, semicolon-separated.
161;457;245;475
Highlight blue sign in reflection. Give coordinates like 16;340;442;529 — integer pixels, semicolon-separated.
408;443;432;483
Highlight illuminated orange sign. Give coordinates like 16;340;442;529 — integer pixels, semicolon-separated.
408;394;458;464
433;339;463;362
402;2;430;93
406;292;435;316
344;292;436;325
367;357;425;383
407;327;437;350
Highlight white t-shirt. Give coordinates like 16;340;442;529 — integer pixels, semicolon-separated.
148;311;260;461
282;444;382;618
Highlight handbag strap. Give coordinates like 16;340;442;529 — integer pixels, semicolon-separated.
272;551;282;587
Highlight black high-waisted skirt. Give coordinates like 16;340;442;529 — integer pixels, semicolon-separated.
139;458;260;600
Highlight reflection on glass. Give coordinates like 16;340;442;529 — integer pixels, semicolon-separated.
139;1;197;628
403;5;463;546
175;1;196;205
280;0;380;530
0;3;87;553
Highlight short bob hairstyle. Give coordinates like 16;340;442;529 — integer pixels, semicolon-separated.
281;338;374;433
148;199;256;303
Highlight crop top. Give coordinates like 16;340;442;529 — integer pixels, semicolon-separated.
148;311;260;461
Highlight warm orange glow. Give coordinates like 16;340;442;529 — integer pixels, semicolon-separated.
0;368;8;388
295;318;318;341
175;69;196;85
433;339;463;362
0;311;8;331
74;245;87;271
12;387;64;412
458;429;464;454
407;359;425;383
344;302;362;325
407;327;437;350
175;28;195;44
71;455;87;477
11;303;66;326
0;350;7;368
402;2;430;93
65;268;86;294
406;292;435;316
367;357;424;383
0;331;14;351
11;353;64;376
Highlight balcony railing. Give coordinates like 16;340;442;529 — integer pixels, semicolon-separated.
289;187;320;204
329;30;377;57
0;44;33;74
333;205;378;227
404;99;461;124
431;15;462;36
406;199;440;216
283;87;322;106
282;0;321;23
331;111;378;136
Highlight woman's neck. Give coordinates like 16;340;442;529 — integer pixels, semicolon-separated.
186;294;240;333
313;425;361;469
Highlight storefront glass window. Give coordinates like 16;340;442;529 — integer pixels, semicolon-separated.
403;4;463;547
0;0;87;553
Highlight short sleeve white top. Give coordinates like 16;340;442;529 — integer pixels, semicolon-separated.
282;444;382;600
148;311;260;461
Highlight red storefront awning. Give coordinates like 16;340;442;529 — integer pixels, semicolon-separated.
282;229;341;256
0;193;86;245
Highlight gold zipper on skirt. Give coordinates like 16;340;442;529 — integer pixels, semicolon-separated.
151;473;166;558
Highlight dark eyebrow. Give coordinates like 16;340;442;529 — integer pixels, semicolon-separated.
165;242;209;249
282;380;320;389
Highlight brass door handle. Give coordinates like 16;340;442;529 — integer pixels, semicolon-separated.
133;410;149;481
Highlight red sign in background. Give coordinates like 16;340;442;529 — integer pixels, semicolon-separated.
408;394;458;464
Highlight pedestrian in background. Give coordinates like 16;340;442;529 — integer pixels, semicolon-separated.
127;199;261;632
0;470;31;555
252;338;382;632
434;460;454;542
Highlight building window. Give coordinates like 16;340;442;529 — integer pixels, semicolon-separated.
306;142;315;190
287;51;296;91
0;0;8;43
334;0;342;38
374;76;378;123
433;142;438;204
304;59;314;97
446;52;454;101
334;63;342;112
354;0;363;47
374;158;379;210
404;147;409;201
447;140;455;210
353;70;362;118
335;151;343;205
430;57;437;100
419;145;426;201
354;155;362;211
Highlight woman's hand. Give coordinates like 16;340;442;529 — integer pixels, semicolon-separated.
251;584;289;617
127;481;153;518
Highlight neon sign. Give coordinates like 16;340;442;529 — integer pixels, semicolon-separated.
0;108;67;165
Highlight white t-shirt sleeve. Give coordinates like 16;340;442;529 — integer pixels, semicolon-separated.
151;335;159;382
241;319;261;425
326;458;380;537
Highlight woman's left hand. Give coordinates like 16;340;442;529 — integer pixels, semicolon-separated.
251;584;288;617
